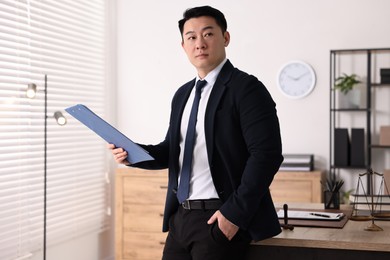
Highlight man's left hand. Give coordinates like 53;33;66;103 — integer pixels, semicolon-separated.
207;210;239;240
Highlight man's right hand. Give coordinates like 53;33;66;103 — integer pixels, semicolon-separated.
107;143;130;166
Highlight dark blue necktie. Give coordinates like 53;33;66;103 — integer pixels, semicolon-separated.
177;80;207;203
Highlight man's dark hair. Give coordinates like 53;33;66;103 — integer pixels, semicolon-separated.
178;6;227;36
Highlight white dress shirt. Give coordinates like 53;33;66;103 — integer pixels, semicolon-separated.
178;59;227;200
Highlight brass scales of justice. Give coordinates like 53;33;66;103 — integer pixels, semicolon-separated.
350;168;390;231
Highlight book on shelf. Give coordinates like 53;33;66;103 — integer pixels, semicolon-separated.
349;194;390;204
279;154;313;171
350;194;390;212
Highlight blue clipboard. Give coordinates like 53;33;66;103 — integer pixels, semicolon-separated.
65;104;154;164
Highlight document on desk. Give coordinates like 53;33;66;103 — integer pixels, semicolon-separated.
65;104;154;164
277;209;344;221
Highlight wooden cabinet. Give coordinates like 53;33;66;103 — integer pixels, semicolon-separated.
115;168;322;259
270;171;324;203
115;167;168;260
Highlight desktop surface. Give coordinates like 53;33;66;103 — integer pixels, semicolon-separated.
248;203;390;259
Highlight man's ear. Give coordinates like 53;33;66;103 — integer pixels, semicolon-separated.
224;31;230;47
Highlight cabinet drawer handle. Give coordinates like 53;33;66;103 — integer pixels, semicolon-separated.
160;185;168;189
159;213;164;217
159;241;165;245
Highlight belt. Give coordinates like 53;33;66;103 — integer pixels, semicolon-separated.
181;199;223;210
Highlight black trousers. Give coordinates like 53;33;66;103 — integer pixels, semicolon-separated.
162;206;251;260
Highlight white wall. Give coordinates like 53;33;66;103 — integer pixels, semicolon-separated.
116;0;390;193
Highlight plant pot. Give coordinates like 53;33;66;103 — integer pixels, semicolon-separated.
337;84;366;109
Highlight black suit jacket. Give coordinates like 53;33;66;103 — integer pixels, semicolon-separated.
133;60;283;241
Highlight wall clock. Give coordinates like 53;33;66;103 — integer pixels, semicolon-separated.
277;60;316;99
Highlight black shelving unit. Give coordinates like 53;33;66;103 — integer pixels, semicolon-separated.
330;48;390;194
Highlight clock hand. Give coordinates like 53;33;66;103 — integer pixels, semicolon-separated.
296;71;309;79
287;75;298;81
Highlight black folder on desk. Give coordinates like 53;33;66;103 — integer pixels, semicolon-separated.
65;104;154;164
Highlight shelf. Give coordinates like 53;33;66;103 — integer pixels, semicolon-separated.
372;83;390;87
331;165;368;170
371;145;390;149
331;108;369;112
330;48;390;194
330;47;390;53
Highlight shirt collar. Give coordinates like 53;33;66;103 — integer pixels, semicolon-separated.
196;58;227;86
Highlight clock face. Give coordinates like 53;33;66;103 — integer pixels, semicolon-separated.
277;60;316;99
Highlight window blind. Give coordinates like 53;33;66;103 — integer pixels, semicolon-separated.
0;1;109;259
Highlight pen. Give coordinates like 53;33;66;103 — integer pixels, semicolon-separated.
310;213;331;218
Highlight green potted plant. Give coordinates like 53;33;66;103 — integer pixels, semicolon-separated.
334;73;361;94
334;73;363;108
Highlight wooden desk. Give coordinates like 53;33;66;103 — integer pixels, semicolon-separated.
249;203;390;260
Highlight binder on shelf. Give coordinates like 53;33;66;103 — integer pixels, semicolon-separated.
279;154;313;171
334;128;350;167
350;128;365;167
381;76;390;84
380;68;390;84
381;68;390;76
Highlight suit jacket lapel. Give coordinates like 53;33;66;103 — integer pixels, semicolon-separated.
204;60;234;164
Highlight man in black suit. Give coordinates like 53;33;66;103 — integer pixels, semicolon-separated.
109;5;283;260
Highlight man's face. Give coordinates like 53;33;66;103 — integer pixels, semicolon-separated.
181;16;230;78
